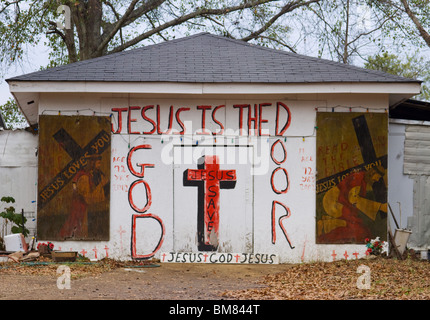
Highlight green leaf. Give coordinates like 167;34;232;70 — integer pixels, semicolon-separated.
1;196;15;203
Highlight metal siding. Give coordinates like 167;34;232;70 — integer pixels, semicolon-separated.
0;130;37;167
408;176;430;248
404;125;430;174
0;130;38;239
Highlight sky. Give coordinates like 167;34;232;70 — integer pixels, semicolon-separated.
0;42;51;106
2;11;429;108
0;1;379;107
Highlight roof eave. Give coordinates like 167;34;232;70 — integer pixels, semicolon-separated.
8;79;421;95
9;80;421;126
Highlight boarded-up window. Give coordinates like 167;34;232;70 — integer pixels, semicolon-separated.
316;112;388;244
404;125;430;175
37;115;111;240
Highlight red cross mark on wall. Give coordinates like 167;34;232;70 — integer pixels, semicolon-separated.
184;155;236;251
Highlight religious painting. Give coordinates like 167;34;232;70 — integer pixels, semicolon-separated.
316;112;388;244
37;115;111;240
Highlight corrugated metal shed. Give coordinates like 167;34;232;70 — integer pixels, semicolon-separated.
404;123;430;248
392;100;430;249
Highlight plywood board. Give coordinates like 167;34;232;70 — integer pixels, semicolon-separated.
316;112;388;244
37;115;111;240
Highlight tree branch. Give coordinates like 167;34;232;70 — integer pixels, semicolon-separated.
399;0;430;47
47;20;78;63
240;0;320;43
97;0;166;54
0;0;23;15
256;35;298;53
103;0;125;46
47;21;67;42
108;0;279;54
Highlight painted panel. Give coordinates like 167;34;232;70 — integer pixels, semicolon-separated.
316;112;388;244
37;115;111;240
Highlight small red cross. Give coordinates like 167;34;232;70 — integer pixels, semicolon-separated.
92;247;98;259
343;251;349;260
331;250;337;261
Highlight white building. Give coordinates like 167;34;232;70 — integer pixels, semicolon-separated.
6;33;421;263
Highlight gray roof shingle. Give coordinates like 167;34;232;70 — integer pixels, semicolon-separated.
6;32;421;84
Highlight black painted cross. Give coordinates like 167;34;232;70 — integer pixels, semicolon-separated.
184;155;236;251
351;114;387;204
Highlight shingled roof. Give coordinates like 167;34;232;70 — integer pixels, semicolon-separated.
7;32;421;84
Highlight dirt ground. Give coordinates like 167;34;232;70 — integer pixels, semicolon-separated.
2;253;430;302
0;261;288;300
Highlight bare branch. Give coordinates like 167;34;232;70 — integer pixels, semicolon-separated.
145;12;168;41
399;0;430;47
95;0;141;55
256;35;298;53
103;0;125;46
108;0;280;54
240;0;321;43
47;21;67;43
97;0;166;54
0;0;23;15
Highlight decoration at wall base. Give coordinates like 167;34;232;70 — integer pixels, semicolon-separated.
37;241;54;253
365;237;385;256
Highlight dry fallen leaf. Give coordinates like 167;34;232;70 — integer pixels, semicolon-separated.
223;254;430;300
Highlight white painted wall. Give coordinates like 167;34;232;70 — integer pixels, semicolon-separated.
34;92;389;263
0;130;38;241
388;121;414;230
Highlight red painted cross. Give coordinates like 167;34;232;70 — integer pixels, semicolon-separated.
185;155;236;249
331;250;337;261
343;251;349;260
